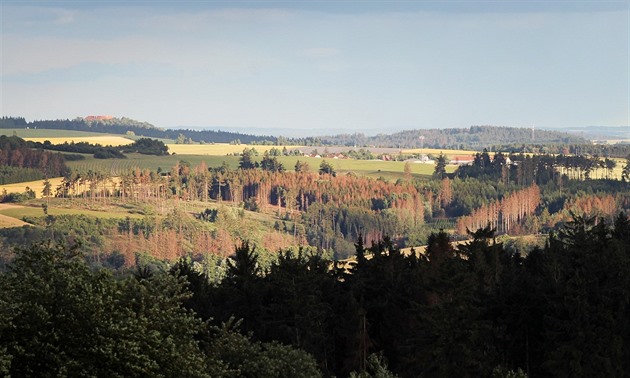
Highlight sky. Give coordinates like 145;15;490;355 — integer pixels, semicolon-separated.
1;1;628;135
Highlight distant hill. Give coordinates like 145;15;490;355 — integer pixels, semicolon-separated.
0;117;277;145
317;125;589;149
548;126;630;141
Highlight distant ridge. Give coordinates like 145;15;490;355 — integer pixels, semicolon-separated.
549;125;630;140
317;125;589;149
0;117;609;149
0;116;277;145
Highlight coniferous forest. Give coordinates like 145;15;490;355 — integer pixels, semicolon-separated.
0;129;630;376
1;215;629;377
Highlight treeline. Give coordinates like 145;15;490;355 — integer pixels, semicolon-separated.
27;137;169;158
0;242;322;377
456;150;624;183
318;125;587;149
0;166;43;185
490;143;630;158
0;135;68;180
176;214;630;377
27;140;126;159
2;215;628;377
1;116;277;145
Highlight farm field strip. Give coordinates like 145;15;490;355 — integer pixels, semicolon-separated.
0;204;143;222
66;154;445;179
0;177;65;198
0;213;29;228
67;154;243;175
24;136;134;146
1;129;112;138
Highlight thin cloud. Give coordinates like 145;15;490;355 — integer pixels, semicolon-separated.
298;47;339;58
52;9;77;25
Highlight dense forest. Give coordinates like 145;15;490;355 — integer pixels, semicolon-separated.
1;215;628;377
0;135;68;184
317;125;588;149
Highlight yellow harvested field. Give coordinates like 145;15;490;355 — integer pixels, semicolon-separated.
167;143;303;156
0;204;30;228
0;177;64;198
0;214;29;228
0;205;30;228
401;148;479;157
24;136;134;146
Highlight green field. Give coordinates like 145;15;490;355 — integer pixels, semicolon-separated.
67;153;243;175
0;203;143;223
65;153;450;179
1;129;115;138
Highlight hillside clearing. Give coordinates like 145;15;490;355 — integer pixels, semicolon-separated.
0;202;144;223
66;154;451;179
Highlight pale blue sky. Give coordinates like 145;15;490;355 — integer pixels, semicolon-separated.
1;1;628;133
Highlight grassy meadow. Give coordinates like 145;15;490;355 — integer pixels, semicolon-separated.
0;203;143;222
67;153;243;175
65;153;450;179
1;129;112;138
0;205;30;227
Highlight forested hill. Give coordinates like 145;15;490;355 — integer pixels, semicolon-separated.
319;125;588;149
0;116;276;145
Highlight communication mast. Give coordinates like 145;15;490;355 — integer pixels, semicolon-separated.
531;123;535;142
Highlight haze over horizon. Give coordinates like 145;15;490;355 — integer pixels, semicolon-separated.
1;1;628;133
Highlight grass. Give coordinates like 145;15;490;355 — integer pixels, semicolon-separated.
0;204;143;221
0;213;29;228
1;129;112;138
67;154;243;175
66;154;454;180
